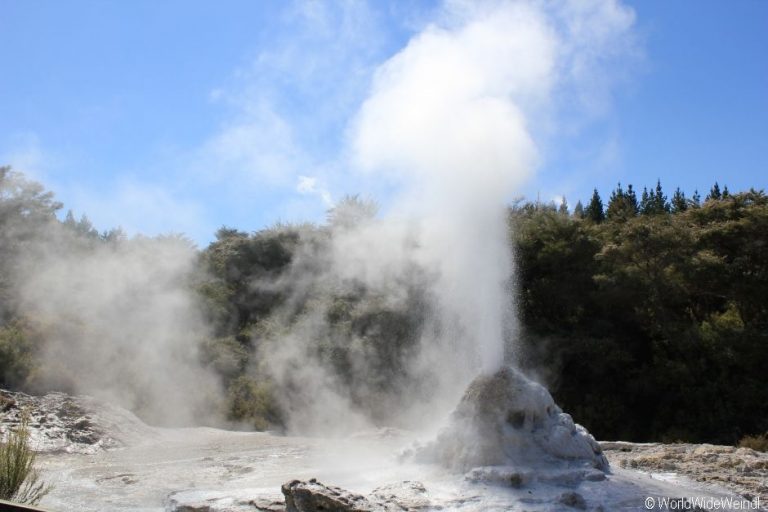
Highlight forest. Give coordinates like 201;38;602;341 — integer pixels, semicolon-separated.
1;165;766;445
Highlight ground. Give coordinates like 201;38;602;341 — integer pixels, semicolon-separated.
602;441;768;504
2;389;766;511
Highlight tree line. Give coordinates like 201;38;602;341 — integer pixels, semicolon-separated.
1;166;766;444
514;180;767;443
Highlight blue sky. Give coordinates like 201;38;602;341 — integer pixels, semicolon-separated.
1;0;766;244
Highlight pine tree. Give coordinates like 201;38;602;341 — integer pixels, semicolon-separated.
584;188;605;223
707;182;722;201
607;183;624;219
691;189;701;208
573;200;584;219
640;187;651;214
558;197;569;215
671;187;687;213
722;185;730;198
77;214;94;234
626;184;639;214
607;183;638;220
652;179;670;213
64;210;77;228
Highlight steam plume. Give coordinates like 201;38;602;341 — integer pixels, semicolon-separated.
3;0;636;436
15;230;221;426
258;0;636;434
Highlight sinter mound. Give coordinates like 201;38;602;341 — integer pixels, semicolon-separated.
413;366;608;472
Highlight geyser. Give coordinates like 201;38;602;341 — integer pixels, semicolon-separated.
351;1;545;375
257;0;637;437
412;366;609;473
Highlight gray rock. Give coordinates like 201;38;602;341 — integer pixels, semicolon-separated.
369;481;431;510
280;479;435;512
167;480;436;512
282;478;374;512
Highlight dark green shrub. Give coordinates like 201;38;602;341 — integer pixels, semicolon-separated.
0;325;36;389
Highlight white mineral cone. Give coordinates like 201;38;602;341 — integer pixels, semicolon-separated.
413;366;609;473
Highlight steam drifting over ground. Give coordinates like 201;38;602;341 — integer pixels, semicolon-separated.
2;0;637;437
255;0;638;435
14;231;222;426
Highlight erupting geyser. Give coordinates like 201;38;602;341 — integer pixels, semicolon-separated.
346;0;625;484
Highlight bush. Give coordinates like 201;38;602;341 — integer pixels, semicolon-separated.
0;325;36;389
199;336;249;382
226;376;283;431
738;433;768;452
0;413;52;505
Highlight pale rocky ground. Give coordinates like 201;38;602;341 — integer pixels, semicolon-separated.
602;441;768;505
2;388;766;511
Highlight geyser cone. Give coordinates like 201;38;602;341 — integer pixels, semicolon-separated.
414;366;608;472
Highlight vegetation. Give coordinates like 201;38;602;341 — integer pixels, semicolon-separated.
0;325;37;389
514;183;768;444
0;413;52;505
225;376;283;431
738;433;768;452
0;165;766;445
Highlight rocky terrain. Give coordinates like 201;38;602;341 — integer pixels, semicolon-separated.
2;381;766;511
602;441;768;505
0;388;152;454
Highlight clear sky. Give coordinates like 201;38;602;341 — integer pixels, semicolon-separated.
1;0;766;244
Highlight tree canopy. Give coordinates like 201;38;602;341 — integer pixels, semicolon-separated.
0;168;765;444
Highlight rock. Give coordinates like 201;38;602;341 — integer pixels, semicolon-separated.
557;491;587;509
280;479;435;512
0;388;153;454
465;466;532;487
166;490;285;512
246;498;287;512
171;504;217;512
369;481;431;510
282;478;374;512
168;481;437;512
412;366;609;473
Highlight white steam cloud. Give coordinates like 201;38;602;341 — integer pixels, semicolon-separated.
3;0;636;437
351;0;550;373
348;0;634;373
258;0;637;434
16;232;221;426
